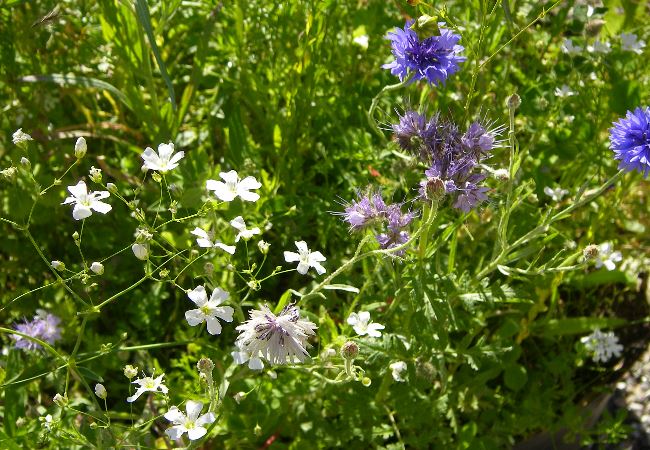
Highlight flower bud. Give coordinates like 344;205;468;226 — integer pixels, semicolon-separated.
74;137;87;159
340;341;359;360
361;377;372;387
20;157;30;168
132;243;149;260
124;365;138;379
204;262;214;275
90;262;104;275
106;183;117;194
152;172;162;183
583;244;599;261
94;383;107;399
53;393;68;407
72;231;80;241
51;260;65;271
493;169;509;181
234;391;246;404
257;240;270;254
197;357;215;375
507;93;521;110
89;166;102;183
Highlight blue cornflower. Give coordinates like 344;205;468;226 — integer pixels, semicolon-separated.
382;20;466;86
11;310;62;351
610;106;650;177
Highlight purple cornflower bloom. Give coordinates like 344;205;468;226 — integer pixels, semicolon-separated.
383;20;466;86
11;310;62;351
609;106;650;177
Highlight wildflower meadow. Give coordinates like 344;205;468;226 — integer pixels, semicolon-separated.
1;1;649;448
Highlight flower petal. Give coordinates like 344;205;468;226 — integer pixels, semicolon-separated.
165;425;186;440
164;406;186;424
185;309;205;327
72;204;92;220
185;400;203;421
90;201;112;215
187;426;207;441
188;286;208;306
206;317;223;335
196;412;216;427
214;306;234;322
209;287;229;305
284;251;300;263
68;181;88;198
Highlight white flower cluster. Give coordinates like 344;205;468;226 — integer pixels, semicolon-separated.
581;329;623;363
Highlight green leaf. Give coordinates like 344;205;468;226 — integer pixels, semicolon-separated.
77;366;105;383
503;364;527;391
19;74;133;110
322;284;359;293
532;317;627;337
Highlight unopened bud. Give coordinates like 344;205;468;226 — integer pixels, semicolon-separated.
507;93;521;110
361;377;372;387
106;183;117;194
152;172;162;183
340;341;359;360
20;157;30;168
204;262;214;274
583;244;599;260
132;243;149;260
94;383;107;399
53;393;68;407
89;166;102;183
124;365;138;379
90;262;104;275
74;137;87;159
72;231;80;241
197;357;214;375
257;240;270;255
51;260;65;271
233;391;246;404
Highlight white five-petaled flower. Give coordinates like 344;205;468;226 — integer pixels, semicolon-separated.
165;400;216;442
543;186;569;202
561;38;582;56
231;341;264;370
12;128;33;145
587;39;611;54
347;311;384;338
389;361;407;382
190;227;236;254
185;286;234;335
283;241;326;275
554;85;575;98
126;372;168;403
620;33;646;54
62;181;112;220
581;329;623;363
230;216;261;243
206;170;261;202
142;142;184;173
235;304;317;365
594;242;623;271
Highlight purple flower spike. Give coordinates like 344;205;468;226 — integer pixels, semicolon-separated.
609;106;650;178
382;20;466;86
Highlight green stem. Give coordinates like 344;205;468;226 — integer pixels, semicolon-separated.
367;75;413;139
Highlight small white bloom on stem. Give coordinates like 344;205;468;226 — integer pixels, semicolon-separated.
594;242;622;271
561;38;582;55
206;170;261;202
141;142;184;173
190;227;236;254
62;181;112;220
620;33;645;54
164;400;216;441
90;262;104;275
543;186;569;202
389;361;407;382
283;241;326;275
12;128;33;146
347;311;384;338
554;85;575;98
185;286;234;335
230;216;261;242
581;329;623;363
126;372;168;403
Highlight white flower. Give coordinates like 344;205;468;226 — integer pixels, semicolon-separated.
51;260;64;270
587;39;611;54
353;34;369;49
12;128;33;145
235;304;317;365
389;361;407;382
561;38;582;55
231;342;264;370
126;372;168;402
74;137;87;159
554;85;575;98
347;311;385;338
257;240;270;254
206;170;261;202
543;186;569;202
230;216;261;242
62;181;112;220
41;414;54;431
283;241;326;275
164;400;216;441
142;142;184;173
620;32;646;54
185;286;234;335
190;227;236;254
581;329;623;363
90;262;104;275
94;383;107;399
594;242;623;271
132;243;149;260
89;166;102;183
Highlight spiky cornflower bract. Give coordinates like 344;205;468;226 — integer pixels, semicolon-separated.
383;20;466;86
609;106;650;177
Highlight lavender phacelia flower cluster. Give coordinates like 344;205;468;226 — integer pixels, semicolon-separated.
342;191;415;254
383;20;466;86
11;310;62;351
393;110;501;212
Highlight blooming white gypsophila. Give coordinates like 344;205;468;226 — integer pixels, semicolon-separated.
347;311;385;338
231;341;264;370
581;329;624;363
554;84;575;98
587;39;611;54
126;372;168;402
543;186;569;202
165;400;216;441
206;170;261;202
12;128;33;145
185;285;234;335
62;181;112;220
561;38;582;55
230;216;261;242
283;241;326;275
389;361;407;382
235;304;317;365
141;142;184;173
594;242;623;271
620;32;646;54
191;227;236;254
